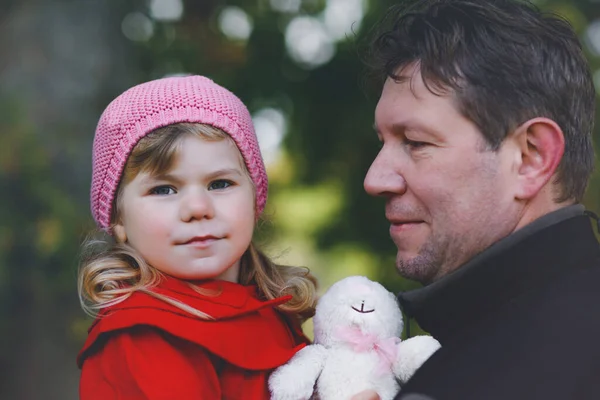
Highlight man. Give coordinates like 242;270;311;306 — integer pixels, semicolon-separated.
360;0;600;399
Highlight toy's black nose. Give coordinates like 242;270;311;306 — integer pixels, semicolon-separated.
351;300;375;314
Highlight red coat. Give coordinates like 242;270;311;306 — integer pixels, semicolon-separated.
78;277;309;399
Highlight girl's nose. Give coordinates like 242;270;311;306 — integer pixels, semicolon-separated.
179;190;215;221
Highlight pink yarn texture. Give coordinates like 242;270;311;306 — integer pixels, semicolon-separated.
90;75;267;232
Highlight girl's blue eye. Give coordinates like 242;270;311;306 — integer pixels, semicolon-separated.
209;180;233;190
150;186;176;195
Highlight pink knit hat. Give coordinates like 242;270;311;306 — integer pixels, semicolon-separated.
90;75;267;232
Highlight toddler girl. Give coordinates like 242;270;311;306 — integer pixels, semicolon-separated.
76;76;317;399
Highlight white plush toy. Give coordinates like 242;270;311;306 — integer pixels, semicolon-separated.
269;276;441;400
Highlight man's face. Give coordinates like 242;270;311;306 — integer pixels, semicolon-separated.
365;66;523;284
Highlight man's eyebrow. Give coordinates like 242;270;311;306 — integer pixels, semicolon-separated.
373;122;409;136
390;123;407;133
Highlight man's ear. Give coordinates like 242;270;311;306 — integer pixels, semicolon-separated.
113;224;127;243
512;117;564;200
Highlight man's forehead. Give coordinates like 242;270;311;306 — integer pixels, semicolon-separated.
385;62;457;102
382;72;432;100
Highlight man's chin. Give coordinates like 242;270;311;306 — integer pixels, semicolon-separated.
396;254;439;285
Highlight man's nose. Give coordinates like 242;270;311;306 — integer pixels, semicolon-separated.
179;190;215;221
364;149;407;197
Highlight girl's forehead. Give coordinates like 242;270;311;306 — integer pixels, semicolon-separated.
149;136;248;176
176;135;245;163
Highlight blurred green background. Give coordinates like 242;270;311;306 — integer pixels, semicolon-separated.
1;0;599;398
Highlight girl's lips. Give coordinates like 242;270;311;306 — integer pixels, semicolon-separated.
181;236;220;248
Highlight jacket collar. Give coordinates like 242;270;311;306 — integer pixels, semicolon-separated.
102;275;292;321
153;275;255;309
79;276;306;369
397;205;599;343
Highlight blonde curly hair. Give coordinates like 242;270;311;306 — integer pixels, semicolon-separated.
78;123;317;321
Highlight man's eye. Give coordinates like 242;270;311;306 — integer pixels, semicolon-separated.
209;180;233;190
405;139;428;149
150;186;176;195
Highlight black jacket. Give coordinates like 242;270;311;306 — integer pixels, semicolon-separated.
396;206;600;400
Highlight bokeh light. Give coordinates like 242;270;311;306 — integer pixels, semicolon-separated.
593;70;600;94
270;0;302;13
121;12;154;42
253;108;288;165
322;0;366;41
285;16;335;69
149;0;184;22
218;6;254;41
585;19;600;56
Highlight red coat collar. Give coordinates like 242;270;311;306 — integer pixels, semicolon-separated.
104;276;291;320
78;276;308;369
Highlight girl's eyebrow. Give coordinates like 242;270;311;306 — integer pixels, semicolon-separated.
140;173;181;185
140;168;243;184
205;168;243;181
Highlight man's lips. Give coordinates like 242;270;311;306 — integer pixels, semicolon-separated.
387;218;424;225
389;220;424;233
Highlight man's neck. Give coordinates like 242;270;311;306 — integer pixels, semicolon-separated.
405;204;585;298
512;193;577;232
398;205;594;341
432;203;584;286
